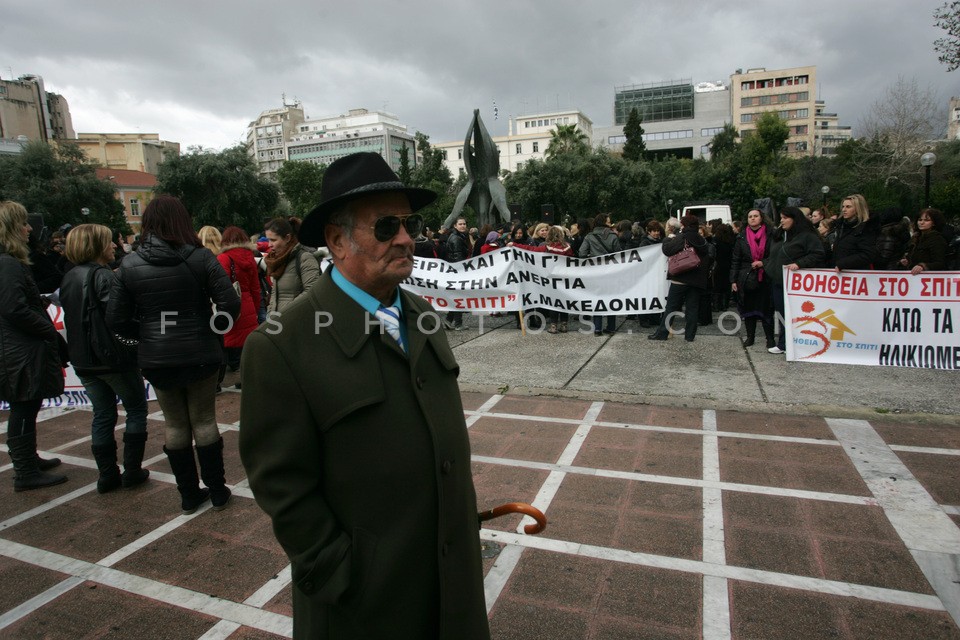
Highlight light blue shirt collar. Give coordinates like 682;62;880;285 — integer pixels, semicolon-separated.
330;266;407;346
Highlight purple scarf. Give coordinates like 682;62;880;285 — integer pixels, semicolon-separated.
746;226;767;282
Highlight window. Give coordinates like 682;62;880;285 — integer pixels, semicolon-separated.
532;142;539;153
130;198;140;217
516;143;522;154
701;127;724;137
457;149;462;160
441;150;448;160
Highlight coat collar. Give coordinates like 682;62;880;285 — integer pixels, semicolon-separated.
308;269;445;363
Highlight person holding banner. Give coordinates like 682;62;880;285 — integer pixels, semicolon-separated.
580;214;622;335
512;225;575;333
900;208;949;275
443;216;472;330
60;224;150;493
0;201;68;492
831;194;879;271
108;196;240;514
730;210;776;349
762;207;826;354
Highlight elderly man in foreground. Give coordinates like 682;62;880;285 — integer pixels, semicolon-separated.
239;152;490;639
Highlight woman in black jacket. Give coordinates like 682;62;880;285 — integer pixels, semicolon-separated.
831;194;879;271
60;224;150;494
648;214;711;342
762;207;826;354
0;201;67;491
108;196;240;514
730;210;776;348
900;208;949;275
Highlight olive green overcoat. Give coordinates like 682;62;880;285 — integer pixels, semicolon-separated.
239;270;490;639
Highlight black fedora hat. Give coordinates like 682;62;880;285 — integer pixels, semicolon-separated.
299;152;437;247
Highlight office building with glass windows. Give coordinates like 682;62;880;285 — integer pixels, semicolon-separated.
595;80;730;159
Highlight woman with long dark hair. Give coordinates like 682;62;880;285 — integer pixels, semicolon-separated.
648;214;711;342
0;201;67;491
730;210;775;349
60;224;149;493
108;195;240;514
762;207;826;354
900;208;949;274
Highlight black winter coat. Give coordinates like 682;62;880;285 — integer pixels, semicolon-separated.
877;221;912;270
0;251;64;402
830;215;879;270
445;230;470;263
763;230;826;286
107;236;240;376
904;230;948;271
662;227;711;290
60;263;136;376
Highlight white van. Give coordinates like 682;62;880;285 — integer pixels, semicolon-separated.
676;203;732;225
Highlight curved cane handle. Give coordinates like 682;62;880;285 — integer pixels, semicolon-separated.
478;502;547;535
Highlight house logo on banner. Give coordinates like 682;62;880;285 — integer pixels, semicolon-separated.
790;300;857;360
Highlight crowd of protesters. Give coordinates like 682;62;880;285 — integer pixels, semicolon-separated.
410;196;958;350
1;192;957;498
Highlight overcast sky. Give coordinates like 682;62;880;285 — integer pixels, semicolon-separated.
2;0;957;151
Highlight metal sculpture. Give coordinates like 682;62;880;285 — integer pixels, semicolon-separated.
442;109;512;229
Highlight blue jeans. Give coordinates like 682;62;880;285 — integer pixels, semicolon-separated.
79;372;148;447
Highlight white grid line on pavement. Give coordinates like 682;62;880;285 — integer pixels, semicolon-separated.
0;576;84;632
2;399;957;636
481;400;603;615
701;409;731;640
479;529;947;612
0;537;293;637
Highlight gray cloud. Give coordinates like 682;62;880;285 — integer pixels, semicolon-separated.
1;0;955;150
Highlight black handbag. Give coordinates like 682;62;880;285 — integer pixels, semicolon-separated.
84;266;137;368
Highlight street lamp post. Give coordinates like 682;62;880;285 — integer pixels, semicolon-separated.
920;152;937;207
820;185;829;207
667;198;673;218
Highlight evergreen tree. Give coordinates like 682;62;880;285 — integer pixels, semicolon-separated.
622;108;647;162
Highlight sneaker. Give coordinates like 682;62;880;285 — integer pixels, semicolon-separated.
442;319;456;330
767;346;785;354
548;323;558;334
453;323;463;331
647;333;667;341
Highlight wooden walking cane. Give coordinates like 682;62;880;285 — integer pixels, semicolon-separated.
478;502;546;535
518;308;526;336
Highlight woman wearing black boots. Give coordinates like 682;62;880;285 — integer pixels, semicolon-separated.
60;224;150;494
108;196;240;514
0;201;67;491
730;209;776;350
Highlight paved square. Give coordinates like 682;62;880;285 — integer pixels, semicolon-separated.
1;388;958;639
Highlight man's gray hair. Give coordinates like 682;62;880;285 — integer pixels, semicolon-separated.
326;202;355;241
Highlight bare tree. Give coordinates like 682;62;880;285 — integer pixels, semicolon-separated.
855;77;946;187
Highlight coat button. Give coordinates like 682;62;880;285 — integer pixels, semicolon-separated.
416;377;424;389
441;543;449;556
441;460;452;474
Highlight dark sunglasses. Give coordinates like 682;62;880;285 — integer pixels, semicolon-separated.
370;214;423;242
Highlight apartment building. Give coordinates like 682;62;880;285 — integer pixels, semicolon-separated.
814;101;853;156
285;108;417;173
0;74;74;143
730;66;817;156
246;103;306;179
76;133;180;175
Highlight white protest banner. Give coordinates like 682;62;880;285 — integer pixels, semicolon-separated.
401;245;668;317
784;269;960;369
0;303;156;410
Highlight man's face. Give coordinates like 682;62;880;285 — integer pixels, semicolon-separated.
326;192;416;301
455;219;467;233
